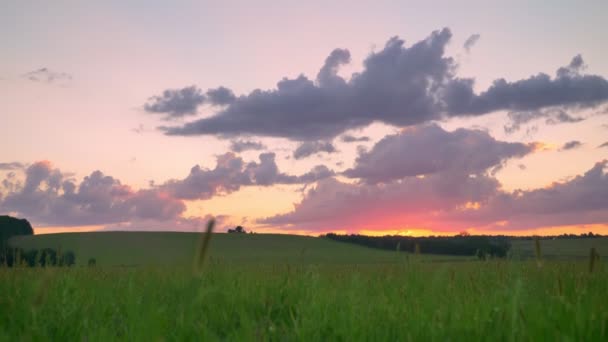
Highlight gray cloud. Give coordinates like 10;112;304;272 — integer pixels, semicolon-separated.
158;29;608;141
0;161;186;226
340;134;370;143
316;48;351;87
557;54;585;78
293;141;337;159
503;108;584;133
0;155;334;227
161;29;455;140
23;68;72;83
260;173;501;232
261;160;608;233
144;85;206;118
207;86;237;106
463;34;480;52
163;152;334;200
451;160;608;230
560;140;583;151
229;139;266;153
445;54;608;117
344;124;534;184
598;142;608;148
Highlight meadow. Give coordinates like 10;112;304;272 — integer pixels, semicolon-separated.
1;232;607;340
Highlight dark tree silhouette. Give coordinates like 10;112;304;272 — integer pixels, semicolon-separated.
0;216;76;267
0;215;34;248
228;226;246;234
324;233;512;258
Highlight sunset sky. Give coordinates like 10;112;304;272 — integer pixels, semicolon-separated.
1;1;607;236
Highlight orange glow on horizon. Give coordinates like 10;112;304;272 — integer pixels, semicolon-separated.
34;225;105;235
31;223;608;237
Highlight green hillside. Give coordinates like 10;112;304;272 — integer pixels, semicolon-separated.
9;231;421;266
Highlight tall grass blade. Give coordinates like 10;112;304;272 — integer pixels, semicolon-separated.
534;237;542;267
589;247;597;273
193;218;215;275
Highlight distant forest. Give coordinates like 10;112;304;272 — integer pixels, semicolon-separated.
324;232;604;259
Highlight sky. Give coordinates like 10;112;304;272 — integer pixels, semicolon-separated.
1;0;608;236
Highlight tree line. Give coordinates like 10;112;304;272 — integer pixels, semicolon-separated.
323;233;512;259
1;215;76;267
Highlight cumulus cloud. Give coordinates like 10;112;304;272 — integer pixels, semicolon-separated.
23;68;72;83
0;161;186;226
1;153;335;227
162;29;453;140
293;141;337;159
451;160;608;230
261;160;608;233
207;86;237;106
560;140;583;151
446;54;608;118
229;139;266;153
144;85;206;118
463;34;480;52
260;173;501;232
157;29;608;141
344;124;534;183
259;129;608;233
340;134;370;143
162;152;334;200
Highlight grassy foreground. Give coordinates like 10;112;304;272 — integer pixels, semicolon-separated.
2;233;607;340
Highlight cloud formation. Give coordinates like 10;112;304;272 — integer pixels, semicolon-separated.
599;142;608;148
0;154;334;227
157;29;608;141
451;160;608;230
23;68;72;83
207;86;237;106
261;173;501;232
340;134;371;143
293;141;337;159
259;129;608;233
261;161;608;233
144;86;207;118
560;140;583;151
503;108;584;133
463;34;480;52
0;161;186;226
344;124;534;183
229;139;266;153
162;152;334;200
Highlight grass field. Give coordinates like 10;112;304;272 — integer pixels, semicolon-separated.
511;237;608;260
9;232;472;266
2;232;607;340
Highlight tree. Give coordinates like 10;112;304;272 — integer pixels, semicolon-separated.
1;215;34;248
228;226;246;234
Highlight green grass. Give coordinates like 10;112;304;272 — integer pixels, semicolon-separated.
2;233;607;340
9;232;472;266
511;237;608;260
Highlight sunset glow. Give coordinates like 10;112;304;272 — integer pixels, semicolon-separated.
2;1;608;237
